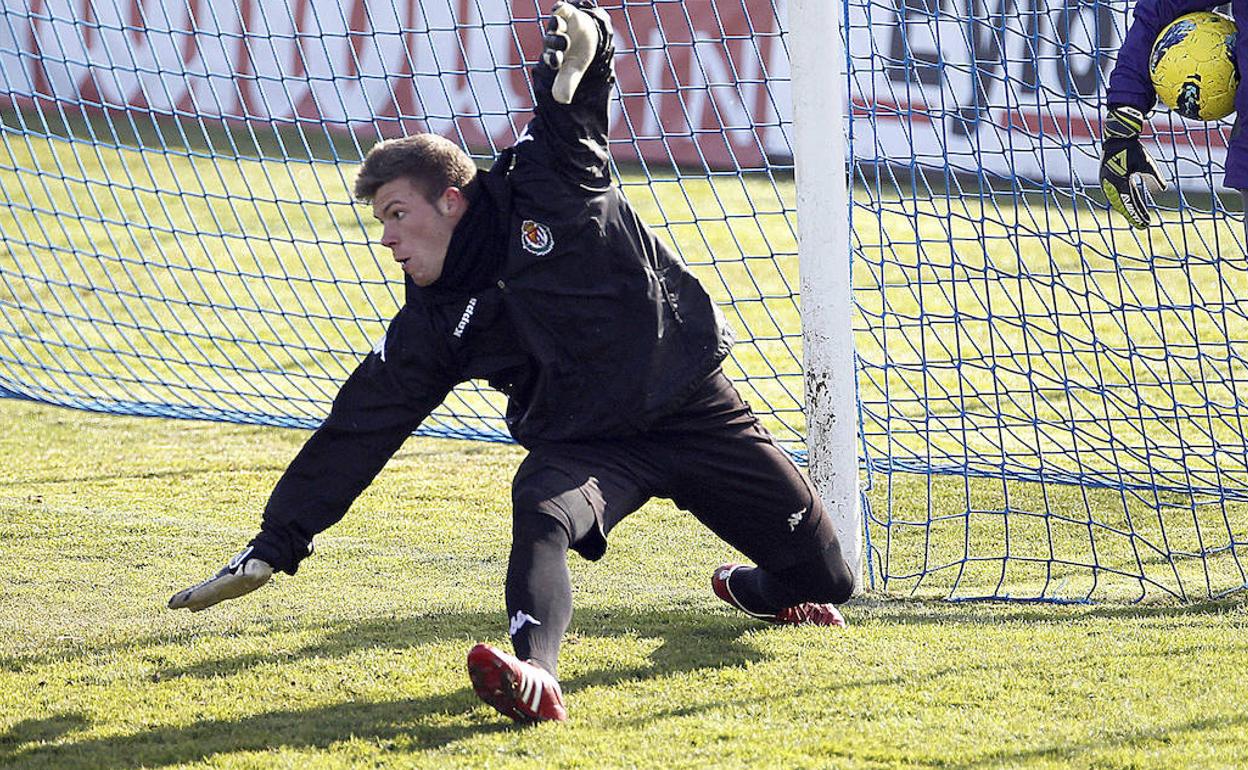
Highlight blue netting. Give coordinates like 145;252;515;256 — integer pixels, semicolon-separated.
0;0;802;451
852;0;1248;600
4;0;1248;602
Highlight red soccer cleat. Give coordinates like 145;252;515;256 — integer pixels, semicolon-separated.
466;643;568;723
712;563;847;627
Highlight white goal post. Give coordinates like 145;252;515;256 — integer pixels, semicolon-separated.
791;0;863;592
5;0;1247;602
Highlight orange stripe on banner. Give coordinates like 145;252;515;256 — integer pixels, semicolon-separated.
852;97;1231;151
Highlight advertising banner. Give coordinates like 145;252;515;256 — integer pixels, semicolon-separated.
0;0;1231;183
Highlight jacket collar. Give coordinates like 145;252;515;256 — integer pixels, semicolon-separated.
405;155;512;303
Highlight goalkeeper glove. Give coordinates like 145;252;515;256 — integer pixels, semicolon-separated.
168;546;273;612
1099;104;1167;229
542;1;611;104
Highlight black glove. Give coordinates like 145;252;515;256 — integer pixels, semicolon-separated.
542;1;612;104
1100;105;1167;229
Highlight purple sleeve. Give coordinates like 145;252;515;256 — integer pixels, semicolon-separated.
1106;0;1226;110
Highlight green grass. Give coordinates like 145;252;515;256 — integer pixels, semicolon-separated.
2;396;1248;769
5;122;1248;603
5;114;1248;764
0;120;806;434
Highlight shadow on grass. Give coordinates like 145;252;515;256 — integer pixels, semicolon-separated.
0;608;764;770
0;713;90;748
2;691;508;770
959;713;1248;768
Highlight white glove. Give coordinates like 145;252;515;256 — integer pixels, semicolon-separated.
168;546;273;612
543;2;610;104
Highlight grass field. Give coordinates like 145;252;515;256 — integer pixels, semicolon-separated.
0;119;809;440
5;112;1248;764
2;396;1248;769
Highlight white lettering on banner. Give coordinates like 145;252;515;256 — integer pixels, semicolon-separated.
9;0;792;168
17;0;514;133
9;0;1222;184
849;0;1228;186
605;0;788;168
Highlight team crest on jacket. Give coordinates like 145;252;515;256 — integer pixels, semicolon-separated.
520;219;554;256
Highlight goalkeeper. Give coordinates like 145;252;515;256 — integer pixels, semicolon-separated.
167;1;855;724
1100;0;1248;228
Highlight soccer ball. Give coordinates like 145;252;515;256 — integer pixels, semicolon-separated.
1149;11;1240;121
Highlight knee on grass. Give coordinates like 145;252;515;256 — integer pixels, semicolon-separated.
775;540;856;605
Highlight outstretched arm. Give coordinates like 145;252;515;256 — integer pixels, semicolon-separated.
247;345;449;575
1099;0;1222;228
169;307;456;611
517;1;616;191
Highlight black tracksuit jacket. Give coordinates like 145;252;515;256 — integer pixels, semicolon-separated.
249;22;732;574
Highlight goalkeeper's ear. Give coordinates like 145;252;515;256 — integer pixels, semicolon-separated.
543;2;613;104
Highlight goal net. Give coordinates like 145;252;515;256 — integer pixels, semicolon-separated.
851;0;1248;600
0;0;801;436
1;0;1245;601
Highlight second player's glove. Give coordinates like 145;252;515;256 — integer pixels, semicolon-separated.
1099;104;1167;229
542;1;612;104
168;546;273;612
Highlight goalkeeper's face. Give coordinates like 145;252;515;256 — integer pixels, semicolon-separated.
372;177;468;287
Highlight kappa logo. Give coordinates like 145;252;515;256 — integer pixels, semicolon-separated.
453;297;478;338
520;219;554;256
787;508;806;533
509;610;542;636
